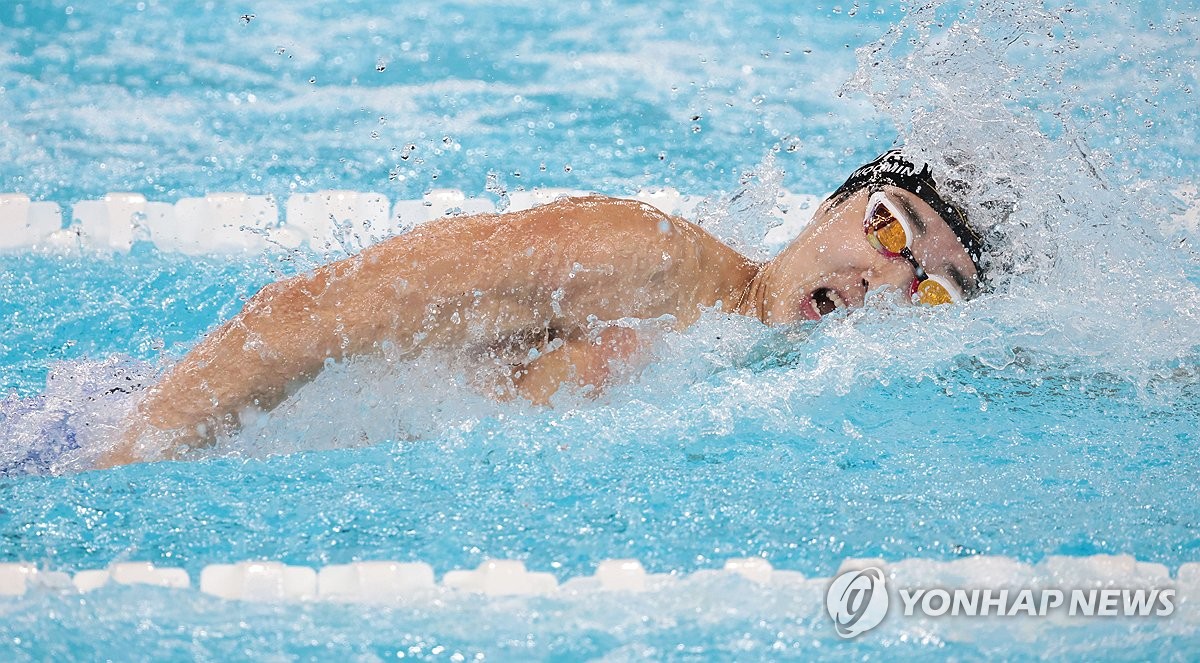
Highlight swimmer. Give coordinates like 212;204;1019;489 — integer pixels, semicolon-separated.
97;149;987;467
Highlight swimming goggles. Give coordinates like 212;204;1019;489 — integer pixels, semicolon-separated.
863;190;964;306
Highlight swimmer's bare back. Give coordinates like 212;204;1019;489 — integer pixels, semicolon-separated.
98;196;758;467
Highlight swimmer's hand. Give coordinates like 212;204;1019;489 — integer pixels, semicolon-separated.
95;430;145;469
509;326;642;405
95;418;154;468
95;405;212;469
95;436;137;469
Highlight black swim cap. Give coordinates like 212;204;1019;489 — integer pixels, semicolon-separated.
832;149;986;277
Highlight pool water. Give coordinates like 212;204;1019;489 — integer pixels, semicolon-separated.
2;0;1200;659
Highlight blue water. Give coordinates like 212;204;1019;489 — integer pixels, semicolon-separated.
0;0;897;203
3;0;1200;659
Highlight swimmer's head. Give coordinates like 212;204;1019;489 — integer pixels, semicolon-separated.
750;149;989;324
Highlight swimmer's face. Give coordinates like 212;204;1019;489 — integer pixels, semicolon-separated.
757;186;980;324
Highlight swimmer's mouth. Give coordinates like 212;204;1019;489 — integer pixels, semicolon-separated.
805;287;845;319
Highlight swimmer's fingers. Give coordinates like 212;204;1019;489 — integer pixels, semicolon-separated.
511;326;641;406
94;435;141;469
94;414;162;469
93;415;205;469
590;325;642;364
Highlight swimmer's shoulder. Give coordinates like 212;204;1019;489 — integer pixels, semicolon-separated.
358;194;722;270
520;194;704;245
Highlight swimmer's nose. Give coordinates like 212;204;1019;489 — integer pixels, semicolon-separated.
863;258;917;299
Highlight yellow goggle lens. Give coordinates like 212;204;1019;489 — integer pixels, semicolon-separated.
915;278;954;306
869;207;909;254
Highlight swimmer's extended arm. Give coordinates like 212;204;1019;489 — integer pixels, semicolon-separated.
99;253;404;466
97;196;755;467
101;207;547;466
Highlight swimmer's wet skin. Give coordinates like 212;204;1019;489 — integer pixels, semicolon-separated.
97;150;985;467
